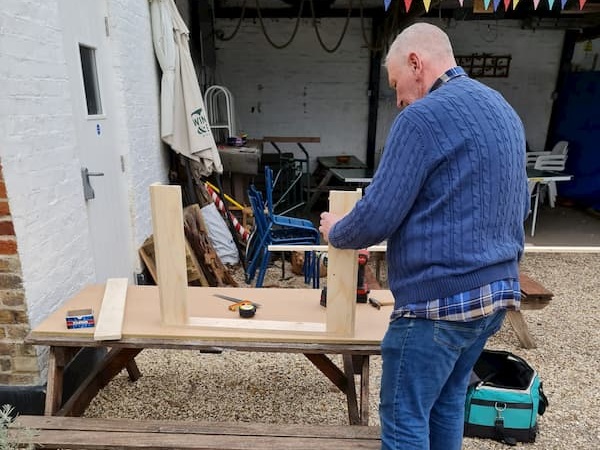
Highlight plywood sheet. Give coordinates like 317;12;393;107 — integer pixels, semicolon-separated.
29;286;395;345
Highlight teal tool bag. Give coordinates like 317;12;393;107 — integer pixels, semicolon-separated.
464;350;548;446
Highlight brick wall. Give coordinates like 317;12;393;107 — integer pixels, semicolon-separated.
0;164;39;385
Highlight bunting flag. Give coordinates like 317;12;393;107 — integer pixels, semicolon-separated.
561;0;568;8
423;0;432;12
404;0;413;12
483;0;492;9
548;0;556;9
514;0;521;7
458;0;464;6
503;0;512;10
493;0;502;10
384;0;393;10
533;0;541;8
579;0;586;9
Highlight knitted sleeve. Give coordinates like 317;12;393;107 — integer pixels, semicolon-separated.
328;113;432;249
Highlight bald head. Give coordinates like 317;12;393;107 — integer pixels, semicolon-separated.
384;23;457;107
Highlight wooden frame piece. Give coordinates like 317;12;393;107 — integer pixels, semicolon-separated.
149;184;362;335
325;190;362;336
150;184;189;326
94;278;128;341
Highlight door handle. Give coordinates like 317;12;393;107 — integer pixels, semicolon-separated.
81;167;105;201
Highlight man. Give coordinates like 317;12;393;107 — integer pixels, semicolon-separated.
319;22;529;450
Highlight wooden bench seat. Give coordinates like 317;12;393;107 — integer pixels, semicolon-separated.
9;416;381;449
506;273;554;349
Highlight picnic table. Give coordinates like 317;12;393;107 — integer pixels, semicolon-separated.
26;285;397;425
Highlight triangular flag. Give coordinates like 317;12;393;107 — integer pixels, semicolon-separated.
579;0;586;9
560;0;568;8
493;0;501;10
423;0;432;12
514;0;521;7
384;0;393;10
533;0;541;8
503;0;512;9
458;0;464;6
483;0;492;9
404;0;413;12
548;0;556;9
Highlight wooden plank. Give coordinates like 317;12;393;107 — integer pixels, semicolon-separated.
188;316;326;333
8;429;380;449
7;429;380;449
10;417;380;449
506;310;536;349
139;235;211;287
44;347;64;416
342;354;360;425
304;354;348;392
94;278;128;341
359;355;370;426
519;273;553;298
13;416;381;439
326;190;362;336
149;184;188;326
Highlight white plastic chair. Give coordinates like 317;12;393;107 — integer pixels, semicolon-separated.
533;152;569;208
525;140;568;168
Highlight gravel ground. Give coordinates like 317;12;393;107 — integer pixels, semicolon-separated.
84;253;600;449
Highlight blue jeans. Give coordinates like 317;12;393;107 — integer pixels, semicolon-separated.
379;310;506;450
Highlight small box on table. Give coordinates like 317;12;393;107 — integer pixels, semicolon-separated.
65;308;95;329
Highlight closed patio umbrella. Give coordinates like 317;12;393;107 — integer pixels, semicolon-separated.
150;0;222;176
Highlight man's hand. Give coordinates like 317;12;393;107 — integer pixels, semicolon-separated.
319;212;341;243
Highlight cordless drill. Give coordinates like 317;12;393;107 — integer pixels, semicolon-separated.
356;249;370;303
319;250;370;306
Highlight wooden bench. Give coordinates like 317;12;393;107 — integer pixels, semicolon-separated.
507;273;554;349
9;416;381;449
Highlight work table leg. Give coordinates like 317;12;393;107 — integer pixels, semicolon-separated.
44;347;70;415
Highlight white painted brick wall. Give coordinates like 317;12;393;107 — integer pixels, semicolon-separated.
0;0;96;328
215;18;371;169
0;0;165;331
215;18;564;168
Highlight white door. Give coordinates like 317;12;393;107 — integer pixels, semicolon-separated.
59;0;133;282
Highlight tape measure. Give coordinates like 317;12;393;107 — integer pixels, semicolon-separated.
238;302;257;318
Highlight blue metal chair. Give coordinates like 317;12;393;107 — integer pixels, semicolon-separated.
245;182;319;287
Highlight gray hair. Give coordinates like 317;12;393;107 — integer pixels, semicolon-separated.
385;23;455;67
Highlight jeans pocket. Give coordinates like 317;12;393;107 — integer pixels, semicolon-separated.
433;320;480;351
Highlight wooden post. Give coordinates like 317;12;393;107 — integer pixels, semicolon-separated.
149;184;188;326
326;189;362;336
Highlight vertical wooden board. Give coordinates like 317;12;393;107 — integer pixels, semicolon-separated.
150;184;188;325
94;278;128;341
326;189;362;336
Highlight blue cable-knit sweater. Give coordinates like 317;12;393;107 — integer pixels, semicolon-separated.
328;74;530;305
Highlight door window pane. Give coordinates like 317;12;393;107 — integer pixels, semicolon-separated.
79;44;103;115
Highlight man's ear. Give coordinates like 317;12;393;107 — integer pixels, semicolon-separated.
408;52;422;74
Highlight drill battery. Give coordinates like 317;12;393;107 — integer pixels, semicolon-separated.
320;250;370;307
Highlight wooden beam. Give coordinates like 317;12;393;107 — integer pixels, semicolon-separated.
149;184;188;326
326;190;362;336
94;278;128;341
